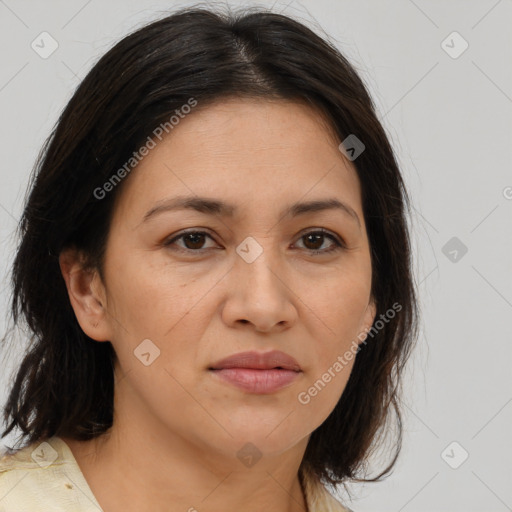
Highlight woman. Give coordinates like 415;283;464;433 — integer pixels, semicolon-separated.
0;5;418;512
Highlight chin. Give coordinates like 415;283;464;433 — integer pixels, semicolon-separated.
219;421;306;456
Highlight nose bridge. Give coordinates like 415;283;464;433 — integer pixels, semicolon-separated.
225;233;297;331
234;234;283;295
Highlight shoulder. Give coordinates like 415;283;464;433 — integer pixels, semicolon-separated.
300;465;355;512
0;436;101;512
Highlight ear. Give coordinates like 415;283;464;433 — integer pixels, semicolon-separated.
359;297;377;344
59;248;113;342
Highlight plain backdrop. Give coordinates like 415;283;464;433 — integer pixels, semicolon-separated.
0;1;511;511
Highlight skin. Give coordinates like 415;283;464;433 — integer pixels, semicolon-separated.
59;97;376;512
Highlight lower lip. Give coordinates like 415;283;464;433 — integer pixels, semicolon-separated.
210;368;301;394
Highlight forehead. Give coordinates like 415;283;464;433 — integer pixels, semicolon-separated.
114;97;363;223
181;96;343;149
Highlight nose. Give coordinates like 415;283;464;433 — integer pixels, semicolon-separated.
221;240;298;334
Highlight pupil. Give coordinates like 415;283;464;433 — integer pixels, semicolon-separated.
185;233;204;249
306;234;322;249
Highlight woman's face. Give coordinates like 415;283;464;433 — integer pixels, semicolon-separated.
71;97;376;460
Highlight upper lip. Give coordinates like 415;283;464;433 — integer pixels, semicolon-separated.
209;350;301;371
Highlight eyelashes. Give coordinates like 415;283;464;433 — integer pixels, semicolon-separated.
163;228;345;256
293;230;344;254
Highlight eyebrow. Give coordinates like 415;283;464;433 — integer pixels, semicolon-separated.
142;195;361;228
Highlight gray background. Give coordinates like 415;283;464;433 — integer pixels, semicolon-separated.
1;1;511;511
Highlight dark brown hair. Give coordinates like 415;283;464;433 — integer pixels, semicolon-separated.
1;3;418;492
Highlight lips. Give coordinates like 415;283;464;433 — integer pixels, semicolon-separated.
208;350;302;393
209;350;301;372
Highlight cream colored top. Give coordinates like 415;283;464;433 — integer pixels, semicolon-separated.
0;436;354;512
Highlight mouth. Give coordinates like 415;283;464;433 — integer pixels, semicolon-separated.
208;350;302;394
209;349;301;372
209;367;301;394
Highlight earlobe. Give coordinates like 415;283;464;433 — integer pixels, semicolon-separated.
59;248;112;342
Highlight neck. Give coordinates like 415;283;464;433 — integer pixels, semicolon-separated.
62;406;310;512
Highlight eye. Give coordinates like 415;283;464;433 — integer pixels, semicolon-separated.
164;228;344;256
293;229;345;255
164;230;217;253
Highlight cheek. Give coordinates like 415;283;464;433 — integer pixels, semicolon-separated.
296;274;368;415
295;350;355;433
104;250;203;337
103;253;218;384
304;270;372;342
